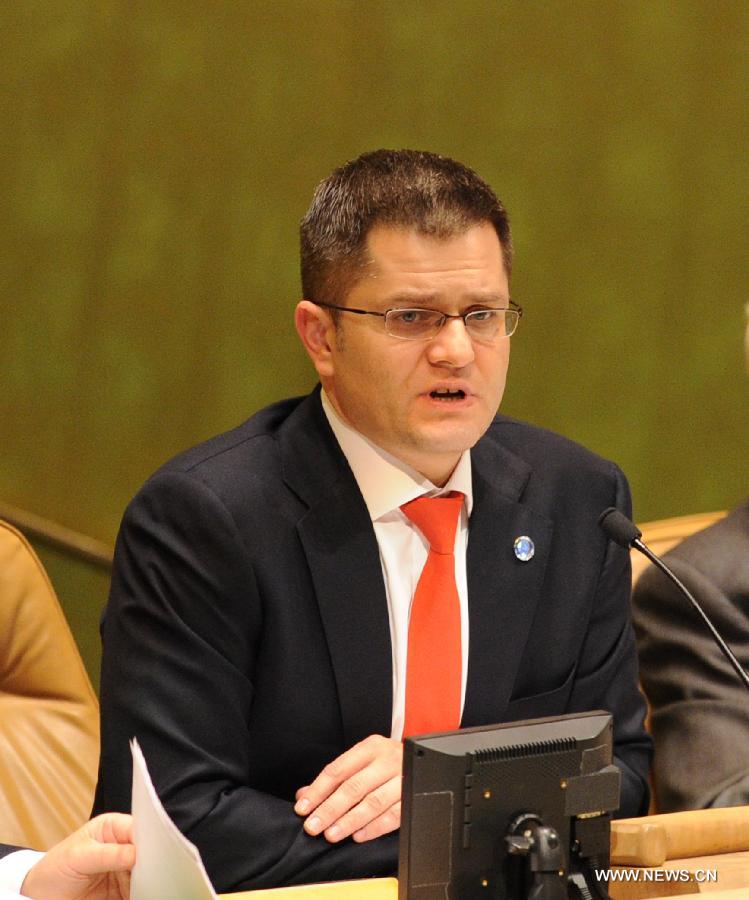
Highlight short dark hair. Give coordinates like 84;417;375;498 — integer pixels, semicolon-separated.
300;149;512;306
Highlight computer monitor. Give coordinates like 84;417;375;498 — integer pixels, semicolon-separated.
398;711;619;900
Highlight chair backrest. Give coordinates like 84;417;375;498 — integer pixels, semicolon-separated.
0;519;100;849
631;510;728;587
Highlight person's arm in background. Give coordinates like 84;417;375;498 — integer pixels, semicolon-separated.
634;547;749;811
0;814;133;900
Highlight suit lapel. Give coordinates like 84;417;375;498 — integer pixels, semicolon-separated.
280;391;392;747
462;430;553;727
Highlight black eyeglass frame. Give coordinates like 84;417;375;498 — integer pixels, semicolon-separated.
311;300;523;340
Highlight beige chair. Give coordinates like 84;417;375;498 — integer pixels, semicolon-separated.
0;519;100;849
631;510;727;588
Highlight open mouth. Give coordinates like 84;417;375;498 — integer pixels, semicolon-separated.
429;389;466;401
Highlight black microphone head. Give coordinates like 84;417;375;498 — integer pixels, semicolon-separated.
598;507;642;547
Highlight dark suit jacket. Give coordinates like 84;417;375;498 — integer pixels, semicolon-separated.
94;390;651;892
633;500;749;811
0;845;20;858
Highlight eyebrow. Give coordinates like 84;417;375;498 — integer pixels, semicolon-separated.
382;291;511;308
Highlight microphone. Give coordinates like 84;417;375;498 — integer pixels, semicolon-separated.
598;507;749;692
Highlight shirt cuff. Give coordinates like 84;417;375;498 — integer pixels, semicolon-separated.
0;850;44;898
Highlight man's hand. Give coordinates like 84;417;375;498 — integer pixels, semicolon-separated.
21;814;134;900
294;734;403;844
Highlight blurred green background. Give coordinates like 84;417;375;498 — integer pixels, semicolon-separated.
2;1;748;688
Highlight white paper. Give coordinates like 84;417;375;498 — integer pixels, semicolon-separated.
130;739;218;900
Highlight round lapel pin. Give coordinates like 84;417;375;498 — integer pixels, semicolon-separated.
514;535;535;562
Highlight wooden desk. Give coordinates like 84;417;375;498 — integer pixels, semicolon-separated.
607;852;749;899
660;851;749;893
220;877;397;899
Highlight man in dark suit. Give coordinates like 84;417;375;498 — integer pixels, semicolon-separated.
94;149;651;891
0;814;133;899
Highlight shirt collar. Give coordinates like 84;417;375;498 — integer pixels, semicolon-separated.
321;389;473;522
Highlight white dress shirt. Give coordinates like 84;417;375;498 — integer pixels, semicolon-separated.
0;849;42;899
320;390;473;740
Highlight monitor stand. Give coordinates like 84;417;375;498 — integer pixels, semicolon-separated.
506;812;611;900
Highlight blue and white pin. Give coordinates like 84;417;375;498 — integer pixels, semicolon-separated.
514;535;535;562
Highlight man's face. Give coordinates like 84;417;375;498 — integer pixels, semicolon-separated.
319;222;512;484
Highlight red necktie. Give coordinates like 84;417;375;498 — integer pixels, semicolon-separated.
400;491;463;738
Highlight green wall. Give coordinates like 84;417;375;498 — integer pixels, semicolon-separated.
3;1;748;685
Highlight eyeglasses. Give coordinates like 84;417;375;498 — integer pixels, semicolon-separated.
312;300;523;341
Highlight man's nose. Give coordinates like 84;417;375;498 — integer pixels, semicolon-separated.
426;317;475;368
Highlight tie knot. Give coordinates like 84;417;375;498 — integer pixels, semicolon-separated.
400;491;464;554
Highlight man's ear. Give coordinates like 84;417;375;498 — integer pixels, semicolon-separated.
295;300;336;378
